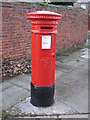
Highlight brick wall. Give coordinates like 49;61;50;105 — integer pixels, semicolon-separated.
1;2;88;63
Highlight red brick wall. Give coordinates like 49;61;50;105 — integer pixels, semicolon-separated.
1;2;88;63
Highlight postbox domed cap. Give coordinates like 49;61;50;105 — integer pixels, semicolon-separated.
27;11;62;20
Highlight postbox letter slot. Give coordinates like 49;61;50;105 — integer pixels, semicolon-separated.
40;27;53;30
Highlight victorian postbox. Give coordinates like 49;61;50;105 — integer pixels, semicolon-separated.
27;11;62;107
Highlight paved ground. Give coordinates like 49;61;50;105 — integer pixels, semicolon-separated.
0;46;89;118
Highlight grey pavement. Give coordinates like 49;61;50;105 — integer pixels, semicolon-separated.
0;47;88;118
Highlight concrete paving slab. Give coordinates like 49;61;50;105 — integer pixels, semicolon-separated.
81;63;88;70
55;70;66;80
55;82;71;96
69;50;84;58
56;81;88;113
7;97;76;116
2;85;29;110
0;92;2;113
8;74;31;90
56;66;88;86
81;48;89;59
0;83;2;92
55;61;75;73
55;62;88;113
57;56;74;63
63;48;88;61
66;57;88;68
58;114;88;118
58;87;88;113
14;114;88;119
0;81;12;92
14;74;31;82
57;48;88;64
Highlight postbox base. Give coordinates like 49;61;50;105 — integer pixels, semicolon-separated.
30;83;54;107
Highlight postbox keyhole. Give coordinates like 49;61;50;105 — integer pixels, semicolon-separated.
40;26;53;30
51;53;55;58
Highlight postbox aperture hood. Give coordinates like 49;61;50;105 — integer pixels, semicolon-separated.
27;11;62;20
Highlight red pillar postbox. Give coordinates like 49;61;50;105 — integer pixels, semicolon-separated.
27;11;62;107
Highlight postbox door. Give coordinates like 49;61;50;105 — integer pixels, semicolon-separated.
31;33;56;87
